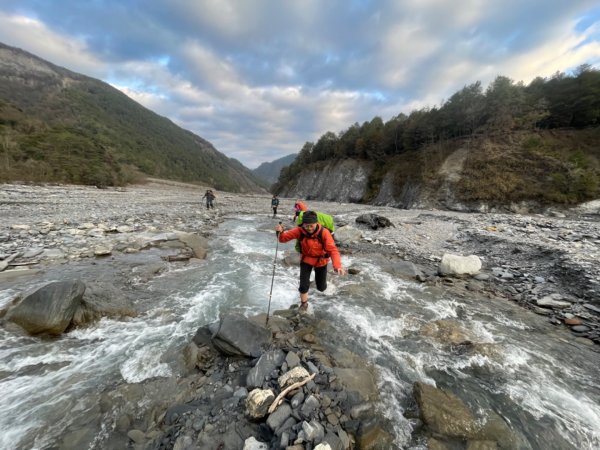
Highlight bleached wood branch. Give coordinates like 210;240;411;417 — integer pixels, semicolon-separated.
267;373;316;414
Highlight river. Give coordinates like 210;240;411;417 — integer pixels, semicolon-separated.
1;215;599;449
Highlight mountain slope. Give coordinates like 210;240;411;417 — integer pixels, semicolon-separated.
252;153;297;184
277;128;600;211
0;42;265;192
274;69;600;209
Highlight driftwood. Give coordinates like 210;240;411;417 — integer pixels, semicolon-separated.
162;253;192;262
268;373;316;414
9;261;40;266
0;253;20;272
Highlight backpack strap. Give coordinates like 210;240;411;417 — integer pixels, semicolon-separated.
298;226;329;258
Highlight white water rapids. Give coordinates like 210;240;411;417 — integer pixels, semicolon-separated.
1;215;599;449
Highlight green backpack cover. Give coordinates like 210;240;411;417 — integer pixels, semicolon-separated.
295;211;335;252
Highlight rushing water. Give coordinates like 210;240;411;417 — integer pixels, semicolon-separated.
1;215;599;449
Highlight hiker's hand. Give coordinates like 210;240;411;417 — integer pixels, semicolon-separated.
335;267;346;276
275;224;284;233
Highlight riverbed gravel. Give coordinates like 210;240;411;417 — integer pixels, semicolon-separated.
1;180;599;344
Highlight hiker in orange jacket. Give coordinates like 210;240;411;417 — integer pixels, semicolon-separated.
275;210;345;308
293;200;308;221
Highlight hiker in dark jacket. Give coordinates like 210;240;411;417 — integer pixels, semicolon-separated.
275;210;345;308
271;195;280;218
202;190;216;209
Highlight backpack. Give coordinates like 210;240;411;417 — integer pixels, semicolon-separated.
294;211;335;253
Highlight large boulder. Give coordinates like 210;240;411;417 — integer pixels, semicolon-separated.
333;368;378;401
7;280;86;335
438;253;482;276
355;214;394;230
420;319;474;345
413;381;480;439
71;282;136;326
175;231;209;259
209;313;272;357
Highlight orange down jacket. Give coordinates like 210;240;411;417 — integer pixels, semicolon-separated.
278;224;341;269
294;201;308;212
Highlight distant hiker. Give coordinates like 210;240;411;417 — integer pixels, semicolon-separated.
275;210;345;308
293;199;307;222
202;189;216;209
271;195;280;218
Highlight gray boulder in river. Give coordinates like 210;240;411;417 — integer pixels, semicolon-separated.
6;280;86;335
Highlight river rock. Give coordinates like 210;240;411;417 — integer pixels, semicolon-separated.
6;280;86;335
420;319;474;345
285;351;301;369
334;225;363;244
314;444;333;450
93;245;112;256
71;282;136;326
439;254;482;276
356;418;394;450
175;231;209;259
209;313;272;357
333;368;377;401
382;259;423;280
302;419;325;443
355;214;394;230
536;296;571;309
413;381;480;439
246;349;286;388
278;366;310;388
282;250;301;266
465;440;497;450
267;402;292;430
246;389;275;419
243;436;268;450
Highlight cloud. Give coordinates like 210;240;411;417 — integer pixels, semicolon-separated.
0;1;599;168
0;12;105;77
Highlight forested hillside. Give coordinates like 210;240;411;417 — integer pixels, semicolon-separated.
274;66;600;207
0;43;266;192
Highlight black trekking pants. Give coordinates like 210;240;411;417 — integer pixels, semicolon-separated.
299;261;327;294
272;206;277;216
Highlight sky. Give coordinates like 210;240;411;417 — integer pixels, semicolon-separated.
1;1;600;169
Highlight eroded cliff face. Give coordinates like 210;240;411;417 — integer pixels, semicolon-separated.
280;159;373;202
278;129;600;213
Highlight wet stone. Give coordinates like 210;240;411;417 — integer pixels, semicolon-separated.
564;318;582;326
267;403;292;431
301;395;320;417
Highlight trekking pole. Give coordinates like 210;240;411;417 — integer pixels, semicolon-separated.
266;222;282;326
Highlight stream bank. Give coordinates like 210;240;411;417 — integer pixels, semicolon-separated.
1;181;599;449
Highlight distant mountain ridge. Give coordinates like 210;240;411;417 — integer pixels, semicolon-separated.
0;42;266;192
252;153;297;184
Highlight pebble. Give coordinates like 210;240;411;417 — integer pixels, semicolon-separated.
564;318;582;326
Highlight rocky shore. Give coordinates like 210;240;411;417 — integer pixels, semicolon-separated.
1;180;600;449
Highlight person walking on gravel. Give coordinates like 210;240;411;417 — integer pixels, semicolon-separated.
275;210;345;308
202;189;216;209
271;195;280;218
